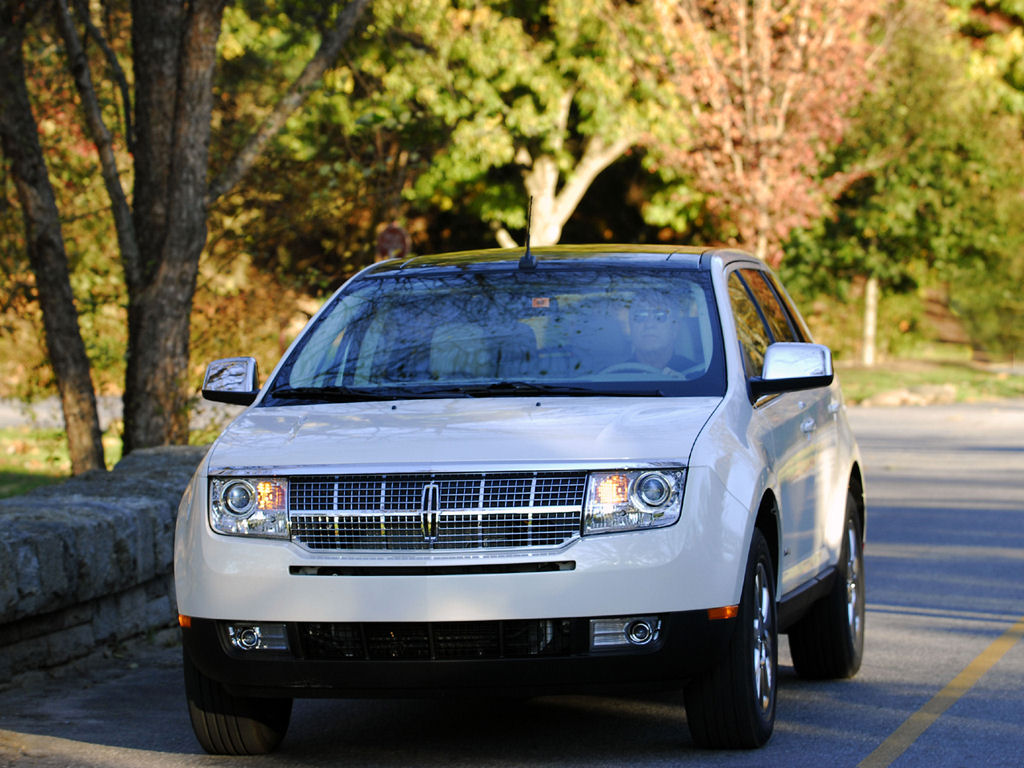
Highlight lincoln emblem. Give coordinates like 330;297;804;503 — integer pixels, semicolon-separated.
420;482;440;542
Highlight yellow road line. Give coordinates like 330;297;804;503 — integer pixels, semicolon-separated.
858;614;1024;768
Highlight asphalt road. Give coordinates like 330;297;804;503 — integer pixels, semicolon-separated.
1;401;1022;767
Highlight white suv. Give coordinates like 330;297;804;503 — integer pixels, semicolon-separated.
175;245;865;754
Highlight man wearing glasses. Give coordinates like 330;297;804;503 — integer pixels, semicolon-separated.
628;296;692;373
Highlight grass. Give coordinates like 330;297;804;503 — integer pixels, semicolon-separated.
1;359;1021;499
0;426;122;499
836;360;1024;404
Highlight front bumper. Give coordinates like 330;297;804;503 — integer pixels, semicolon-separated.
181;611;736;699
175;465;752;623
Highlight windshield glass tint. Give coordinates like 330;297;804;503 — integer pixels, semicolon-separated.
268;266;725;401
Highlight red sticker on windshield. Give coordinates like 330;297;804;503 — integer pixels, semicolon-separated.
532;297;551;308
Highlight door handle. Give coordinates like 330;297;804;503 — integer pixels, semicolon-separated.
801;418;817;434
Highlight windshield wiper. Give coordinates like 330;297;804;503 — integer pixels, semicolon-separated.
268;381;667;403
268;386;399;402
268;384;479;403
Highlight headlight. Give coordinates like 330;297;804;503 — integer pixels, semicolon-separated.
583;469;684;535
210;477;289;538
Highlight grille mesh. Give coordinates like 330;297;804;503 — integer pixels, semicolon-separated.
288;472;586;552
298;620;575;660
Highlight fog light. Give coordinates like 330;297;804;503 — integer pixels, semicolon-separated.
626;619;656;646
236;627;260;649
589;616;662;651
225;622;290;652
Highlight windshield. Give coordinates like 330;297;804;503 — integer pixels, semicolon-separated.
266;266;726;403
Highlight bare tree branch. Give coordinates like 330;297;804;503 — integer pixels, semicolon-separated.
55;0;142;290
72;0;135;154
490;221;518;248
207;0;373;205
552;133;636;227
654;0;876;261
550;87;575;154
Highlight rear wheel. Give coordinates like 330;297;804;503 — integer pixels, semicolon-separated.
684;529;777;749
788;492;865;679
183;649;292;755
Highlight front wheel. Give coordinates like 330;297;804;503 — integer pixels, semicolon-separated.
788;493;865;679
183;649;292;755
684;529;777;749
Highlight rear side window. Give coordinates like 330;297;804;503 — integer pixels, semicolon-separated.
739;269;800;344
727;272;771;378
763;271;811;341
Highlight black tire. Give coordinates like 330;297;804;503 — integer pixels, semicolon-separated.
183;649;292;755
788;493;865;679
684;529;777;749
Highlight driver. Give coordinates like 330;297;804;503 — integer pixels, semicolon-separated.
628;295;691;373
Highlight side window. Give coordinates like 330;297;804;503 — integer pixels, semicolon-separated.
763;271;810;341
740;269;799;343
727;272;771;377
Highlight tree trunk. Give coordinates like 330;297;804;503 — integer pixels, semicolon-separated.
0;10;106;474
10;0;371;455
862;274;879;367
519;134;635;247
122;0;225;452
522;155;563;246
119;0;370;453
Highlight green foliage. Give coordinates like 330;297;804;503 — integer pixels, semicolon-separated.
951;255;1024;359
205;0;670;289
6;0;1024;414
785;270;945;363
208;2;440;287
0;13;129;400
781;1;1024;359
357;0;664;238
946;0;1024;113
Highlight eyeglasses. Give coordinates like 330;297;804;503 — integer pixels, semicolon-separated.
631;309;671;324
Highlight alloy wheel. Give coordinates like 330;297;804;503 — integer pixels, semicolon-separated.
752;561;775;715
845;524;863;639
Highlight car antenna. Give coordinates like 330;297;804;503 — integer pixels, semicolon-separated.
518;196;537;270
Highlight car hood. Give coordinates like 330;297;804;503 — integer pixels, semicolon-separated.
205;397;721;473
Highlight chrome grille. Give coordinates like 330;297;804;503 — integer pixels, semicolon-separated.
289;472;586;552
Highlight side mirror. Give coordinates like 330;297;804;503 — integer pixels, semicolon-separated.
202;357;260;405
749;343;834;400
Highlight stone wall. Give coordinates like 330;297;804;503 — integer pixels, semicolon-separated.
0;446;207;687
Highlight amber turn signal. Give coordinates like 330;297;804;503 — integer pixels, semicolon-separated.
707;605;739;621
